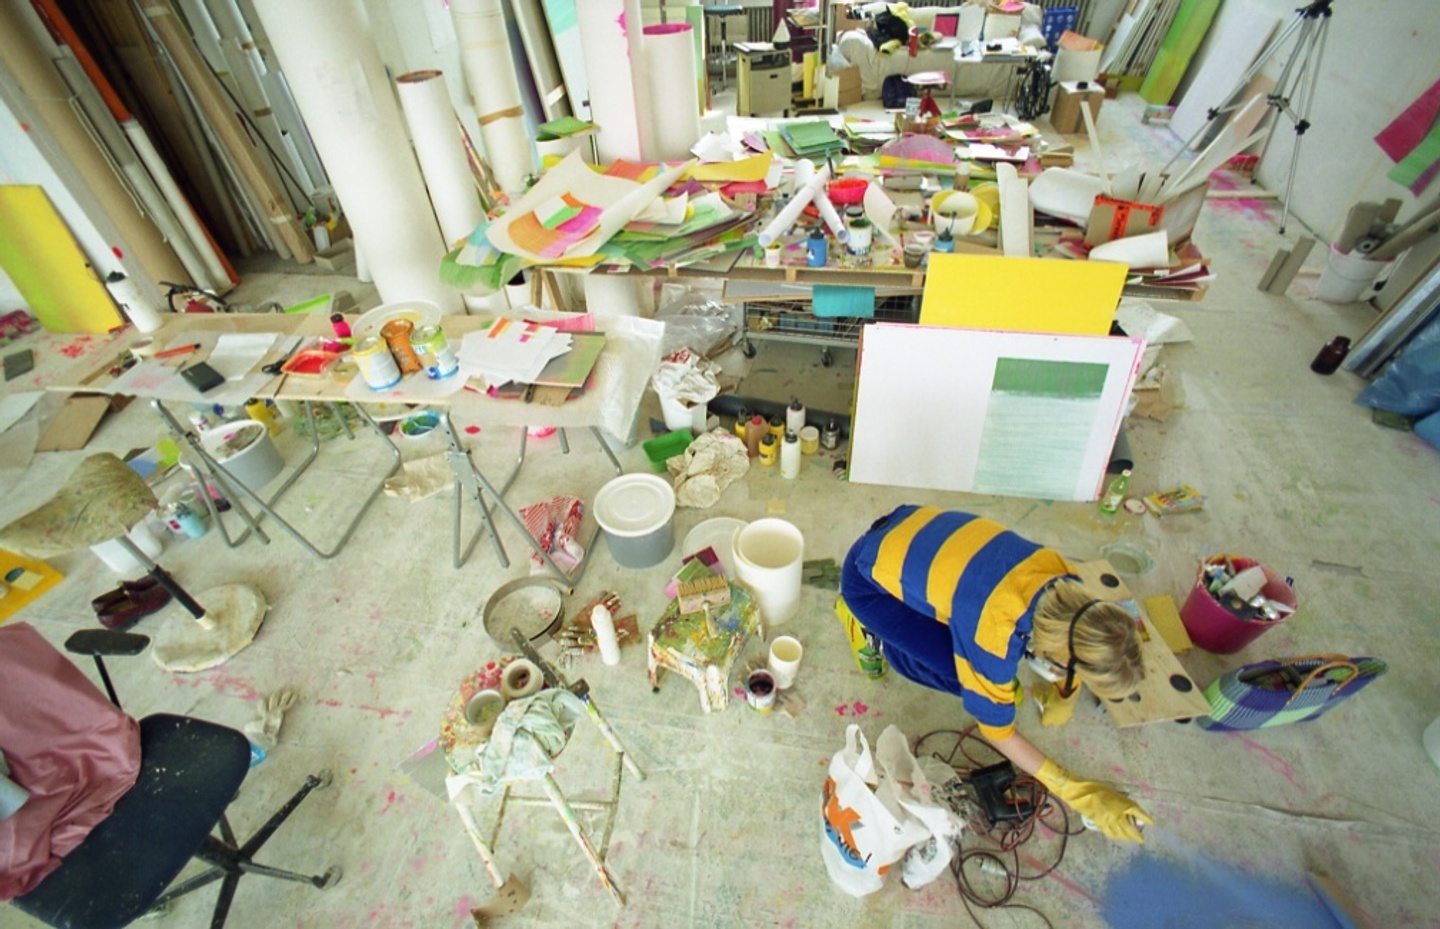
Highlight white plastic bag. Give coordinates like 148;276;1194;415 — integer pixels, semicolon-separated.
820;724;932;897
874;725;964;889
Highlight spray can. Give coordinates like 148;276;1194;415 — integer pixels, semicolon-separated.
806;228;828;267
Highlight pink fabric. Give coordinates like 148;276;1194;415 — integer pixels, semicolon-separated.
0;623;141;901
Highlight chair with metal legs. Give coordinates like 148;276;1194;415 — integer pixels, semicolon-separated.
0;453;269;672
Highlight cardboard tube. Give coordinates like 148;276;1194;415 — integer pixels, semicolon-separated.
451;0;535;194
396;70;486;247
576;0;643;162
250;0;461;311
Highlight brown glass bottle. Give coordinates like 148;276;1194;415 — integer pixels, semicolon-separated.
1310;336;1350;375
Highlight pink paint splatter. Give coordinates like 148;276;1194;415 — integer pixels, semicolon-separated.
1234;734;1296;784
60;338;94;358
835;699;870;716
453;895;478;926
464;425;480;435
380;789;398;814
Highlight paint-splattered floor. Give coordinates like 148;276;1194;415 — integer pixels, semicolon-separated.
3;92;1438;929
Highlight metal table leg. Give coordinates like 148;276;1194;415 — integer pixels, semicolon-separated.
153;399;401;560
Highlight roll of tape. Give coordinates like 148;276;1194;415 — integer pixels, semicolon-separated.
500;658;543;699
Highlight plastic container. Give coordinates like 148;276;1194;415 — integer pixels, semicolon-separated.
642;429;694;473
201;420;284;491
732;518;805;625
90;521;164;576
1315;244;1390;304
594;474;676;569
1179;555;1297;654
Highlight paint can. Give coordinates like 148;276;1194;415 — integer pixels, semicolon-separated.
353;335;402;389
798;425;820;455
413;324;459;379
745;669;777;713
767;636;804;689
380;318;422;375
820;417;840;450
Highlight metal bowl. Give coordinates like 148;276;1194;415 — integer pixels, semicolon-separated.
481;577;566;652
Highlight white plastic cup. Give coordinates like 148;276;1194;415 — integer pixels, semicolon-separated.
732;518;805;625
765;245;782;268
768;635;804;689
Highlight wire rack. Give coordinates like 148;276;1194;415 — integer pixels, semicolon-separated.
741;294;920;367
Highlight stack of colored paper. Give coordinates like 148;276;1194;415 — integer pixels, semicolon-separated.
457;318;573;386
780;120;844;158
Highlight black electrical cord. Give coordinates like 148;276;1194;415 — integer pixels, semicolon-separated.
914;727;1086;928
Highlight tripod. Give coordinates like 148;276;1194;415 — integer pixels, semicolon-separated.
1162;0;1335;234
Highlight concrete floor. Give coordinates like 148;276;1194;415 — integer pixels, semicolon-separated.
4;92;1439;929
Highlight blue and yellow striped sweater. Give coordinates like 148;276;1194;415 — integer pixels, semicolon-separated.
842;506;1072;739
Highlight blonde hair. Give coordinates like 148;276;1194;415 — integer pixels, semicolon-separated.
1032;580;1144;699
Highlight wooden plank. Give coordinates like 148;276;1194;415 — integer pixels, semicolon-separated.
1264;235;1315;294
1068;559;1212;727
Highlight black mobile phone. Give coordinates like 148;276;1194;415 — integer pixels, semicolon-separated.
180;361;225;393
3;349;34;381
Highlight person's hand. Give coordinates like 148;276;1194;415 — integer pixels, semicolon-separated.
1034;760;1153;843
1033;681;1078;727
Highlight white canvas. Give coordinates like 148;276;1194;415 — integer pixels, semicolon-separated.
848;324;1144;501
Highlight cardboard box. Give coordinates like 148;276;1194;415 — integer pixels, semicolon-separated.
1050;82;1104;134
833;66;861;106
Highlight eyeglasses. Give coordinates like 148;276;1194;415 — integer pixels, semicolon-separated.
1060;600;1104;697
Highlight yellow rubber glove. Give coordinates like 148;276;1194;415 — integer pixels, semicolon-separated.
1033;760;1153;843
1033;681;1078;727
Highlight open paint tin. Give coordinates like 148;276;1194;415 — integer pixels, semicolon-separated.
482;577;566;653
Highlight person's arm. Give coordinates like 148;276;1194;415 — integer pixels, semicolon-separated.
979;724;1153;843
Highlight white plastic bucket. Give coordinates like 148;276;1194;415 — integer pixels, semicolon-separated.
594;473;676;568
202;420;284;491
90;521;164;576
731;518;805;625
1315;244;1390;304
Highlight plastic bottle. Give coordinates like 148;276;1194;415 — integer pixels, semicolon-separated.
592;604;621;666
934;229;956;254
734;406;751;440
767;414;785;442
330;312;352;339
780;430;801;479
806;227;828;267
1099;468;1131;515
786;397;806;434
759;433;778;466
745;414;765;457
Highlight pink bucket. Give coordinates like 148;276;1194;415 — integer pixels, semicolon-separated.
1179;555;1297;654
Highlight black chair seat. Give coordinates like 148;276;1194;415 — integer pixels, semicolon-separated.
14;714;251;929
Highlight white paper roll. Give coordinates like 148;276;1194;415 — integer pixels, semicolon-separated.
642;24;701;162
104;272;165;334
732;518;805;625
451;0;535;194
577;0;643;162
396;70;486;248
591;604;621;666
249;0;462;313
501;658;544;699
758;165;849;246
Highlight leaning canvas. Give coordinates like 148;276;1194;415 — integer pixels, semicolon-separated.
849;323;1144;501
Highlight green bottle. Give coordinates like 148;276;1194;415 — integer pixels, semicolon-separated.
1099;468;1131;515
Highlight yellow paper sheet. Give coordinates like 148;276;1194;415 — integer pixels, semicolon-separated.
0;549;64;625
689;151;774;183
0;186;123;334
920;253;1125;334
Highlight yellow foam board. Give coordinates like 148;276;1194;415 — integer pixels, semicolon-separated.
920;253;1125;335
